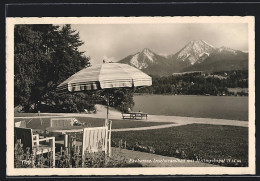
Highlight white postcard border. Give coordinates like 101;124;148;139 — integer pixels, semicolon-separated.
6;16;255;176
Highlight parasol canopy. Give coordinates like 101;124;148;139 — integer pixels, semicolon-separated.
57;63;152;92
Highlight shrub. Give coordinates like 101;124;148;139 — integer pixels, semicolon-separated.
14;139;54;168
14;138;143;168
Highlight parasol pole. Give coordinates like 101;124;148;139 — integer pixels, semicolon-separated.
107;91;109;119
106;90;111;156
106;90;109;125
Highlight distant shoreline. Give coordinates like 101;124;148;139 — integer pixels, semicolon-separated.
133;93;248;97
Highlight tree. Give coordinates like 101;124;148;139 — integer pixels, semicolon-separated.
14;24;91;112
134;70;248;96
97;89;135;113
14;25;54;111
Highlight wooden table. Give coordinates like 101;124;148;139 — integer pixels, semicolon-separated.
46;126;84;148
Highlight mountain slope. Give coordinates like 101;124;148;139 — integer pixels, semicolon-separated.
118;41;248;76
169;40;215;65
183;46;248;72
119;48;174;76
120;48;163;69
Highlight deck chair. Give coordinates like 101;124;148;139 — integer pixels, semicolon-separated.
50;118;75;127
14;127;55;167
82;120;112;159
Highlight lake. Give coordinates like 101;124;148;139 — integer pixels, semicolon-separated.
133;95;248;121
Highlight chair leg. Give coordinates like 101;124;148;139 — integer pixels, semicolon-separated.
50;138;55;168
108;121;112;157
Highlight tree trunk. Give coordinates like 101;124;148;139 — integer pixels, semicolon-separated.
34;101;37;112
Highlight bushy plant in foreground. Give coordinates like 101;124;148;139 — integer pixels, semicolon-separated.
14;139;54;168
15;138;142;168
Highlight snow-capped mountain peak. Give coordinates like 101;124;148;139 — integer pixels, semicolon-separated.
141;48;155;62
128;48;157;69
142;48;151;53
118;40;248;76
176;40;215;65
201;40;215;48
129;53;146;69
129;48;156;69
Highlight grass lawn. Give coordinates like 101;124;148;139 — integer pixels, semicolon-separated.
14;117;172;130
111;124;248;167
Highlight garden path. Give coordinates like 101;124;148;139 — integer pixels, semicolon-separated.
15;104;248;131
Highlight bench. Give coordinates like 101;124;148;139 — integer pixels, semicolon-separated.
122;112;148;120
122;113;134;119
134;113;148;120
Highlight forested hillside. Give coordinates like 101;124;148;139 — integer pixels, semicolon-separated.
135;70;248;96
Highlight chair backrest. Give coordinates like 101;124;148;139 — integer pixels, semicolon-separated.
14;127;33;152
50;118;74;127
82;126;108;156
14;121;27;128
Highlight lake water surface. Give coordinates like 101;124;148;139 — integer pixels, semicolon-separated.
133;95;248;121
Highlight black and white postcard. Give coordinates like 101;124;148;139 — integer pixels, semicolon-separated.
6;16;255;176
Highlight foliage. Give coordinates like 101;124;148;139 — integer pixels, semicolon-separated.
14;139;25;168
14;139;142;168
14;139;54;168
14;24;134;113
135;70;248;96
99;88;135;113
14;24;92;113
111;124;248;167
51;92;96;113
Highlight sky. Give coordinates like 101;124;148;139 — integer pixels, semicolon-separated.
71;23;248;65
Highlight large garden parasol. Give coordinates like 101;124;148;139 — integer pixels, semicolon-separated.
57;62;152;156
57;62;152;121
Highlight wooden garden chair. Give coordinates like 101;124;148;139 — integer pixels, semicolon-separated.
81;120;112;160
14;127;55;167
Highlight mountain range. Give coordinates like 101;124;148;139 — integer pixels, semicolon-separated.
118;40;248;76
